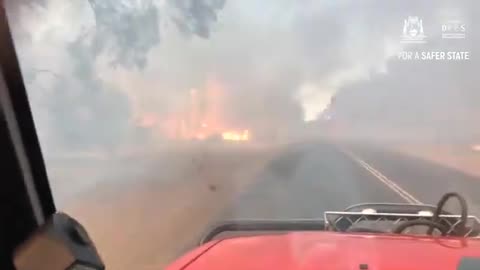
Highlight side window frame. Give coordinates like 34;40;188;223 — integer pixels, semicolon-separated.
0;1;56;269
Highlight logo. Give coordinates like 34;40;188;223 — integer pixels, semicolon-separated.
401;16;426;43
442;20;466;39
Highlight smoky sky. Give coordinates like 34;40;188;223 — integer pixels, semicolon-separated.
6;0;480;155
329;0;478;143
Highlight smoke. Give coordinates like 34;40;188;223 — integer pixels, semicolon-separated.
88;0;161;69
7;0;479;155
168;0;226;38
327;0;478;143
7;0;230;155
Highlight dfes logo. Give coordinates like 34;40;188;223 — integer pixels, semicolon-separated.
442;20;466;39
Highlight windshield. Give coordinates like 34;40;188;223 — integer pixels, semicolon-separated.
5;0;479;269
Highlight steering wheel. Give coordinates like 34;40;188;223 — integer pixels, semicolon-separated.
393;220;449;235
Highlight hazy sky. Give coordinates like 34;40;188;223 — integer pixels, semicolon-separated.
6;0;478;154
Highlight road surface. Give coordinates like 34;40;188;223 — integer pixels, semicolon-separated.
61;141;480;269
219;142;480;221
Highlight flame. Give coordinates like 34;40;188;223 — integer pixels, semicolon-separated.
158;77;251;142
222;130;250;142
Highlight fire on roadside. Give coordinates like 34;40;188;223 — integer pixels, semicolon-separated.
146;78;252;142
222;130;250;142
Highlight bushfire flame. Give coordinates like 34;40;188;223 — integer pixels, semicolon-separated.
155;78;251;142
222;130;250;141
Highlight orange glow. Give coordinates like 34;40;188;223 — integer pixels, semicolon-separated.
222;130;250;142
195;133;206;140
159;77;251;142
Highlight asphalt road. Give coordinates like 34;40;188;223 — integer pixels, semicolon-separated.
219;141;480;220
350;144;480;216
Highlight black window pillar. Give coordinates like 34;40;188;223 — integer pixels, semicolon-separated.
0;1;56;269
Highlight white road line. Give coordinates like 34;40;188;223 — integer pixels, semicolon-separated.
340;147;423;205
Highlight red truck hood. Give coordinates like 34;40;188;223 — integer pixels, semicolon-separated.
168;232;480;270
